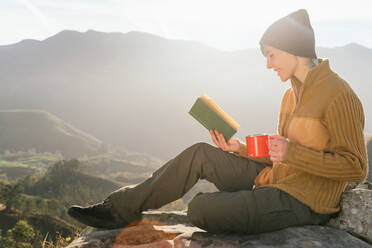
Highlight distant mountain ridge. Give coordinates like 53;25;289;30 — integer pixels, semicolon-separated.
0;30;371;159
0;110;103;158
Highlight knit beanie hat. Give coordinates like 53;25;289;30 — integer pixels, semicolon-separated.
260;9;316;58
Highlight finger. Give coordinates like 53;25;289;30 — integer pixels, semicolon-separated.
269;141;281;150
269;138;280;145
269;150;281;159
269;155;277;162
268;139;275;148
219;133;227;146
269;155;280;162
216;131;228;150
214;130;224;148
269;150;276;156
210;130;219;146
269;134;280;140
214;130;220;141
269;149;283;161
269;134;285;140
271;156;282;162
214;130;222;141
269;147;280;154
272;140;286;151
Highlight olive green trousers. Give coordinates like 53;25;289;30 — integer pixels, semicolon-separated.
110;142;331;233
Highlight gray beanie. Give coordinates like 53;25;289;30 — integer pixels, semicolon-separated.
260;9;316;58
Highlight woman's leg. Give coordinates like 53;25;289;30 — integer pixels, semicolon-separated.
109;142;267;223
187;187;331;234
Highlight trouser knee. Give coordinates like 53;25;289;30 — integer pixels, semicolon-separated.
188;142;219;166
189;142;212;157
187;191;250;233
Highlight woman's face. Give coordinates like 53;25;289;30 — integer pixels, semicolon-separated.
264;45;298;82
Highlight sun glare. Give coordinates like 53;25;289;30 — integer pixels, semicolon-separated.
1;0;372;49
17;0;52;32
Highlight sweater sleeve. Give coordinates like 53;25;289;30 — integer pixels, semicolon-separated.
283;90;368;182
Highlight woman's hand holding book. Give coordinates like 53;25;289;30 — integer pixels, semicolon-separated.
210;130;240;153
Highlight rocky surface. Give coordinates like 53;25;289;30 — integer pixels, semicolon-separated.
67;206;372;248
187;226;371;248
66;182;372;247
66;211;202;248
67;223;372;248
328;182;372;244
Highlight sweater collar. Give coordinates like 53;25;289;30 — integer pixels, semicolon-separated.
290;59;332;101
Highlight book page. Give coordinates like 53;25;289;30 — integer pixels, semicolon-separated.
200;94;240;131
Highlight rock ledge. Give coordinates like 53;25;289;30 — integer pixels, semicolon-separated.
67;183;372;247
67;210;372;248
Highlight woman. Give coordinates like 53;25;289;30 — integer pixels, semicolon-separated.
68;9;368;234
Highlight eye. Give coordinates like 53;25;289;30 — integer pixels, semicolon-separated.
269;53;274;58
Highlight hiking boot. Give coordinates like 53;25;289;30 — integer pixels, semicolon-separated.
67;198;127;229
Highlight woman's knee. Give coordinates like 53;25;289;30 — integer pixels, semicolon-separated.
189;142;218;159
190;142;212;152
187;192;251;233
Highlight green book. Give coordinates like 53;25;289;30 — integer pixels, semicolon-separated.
189;94;240;141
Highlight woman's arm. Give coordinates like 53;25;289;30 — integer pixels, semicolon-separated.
282;91;368;182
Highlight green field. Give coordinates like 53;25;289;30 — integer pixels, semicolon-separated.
0;155;60;178
0;160;29;168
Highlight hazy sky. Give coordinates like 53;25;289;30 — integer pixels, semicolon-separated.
1;0;372;51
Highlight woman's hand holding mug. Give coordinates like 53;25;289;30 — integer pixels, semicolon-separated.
209;130;289;160
268;134;289;162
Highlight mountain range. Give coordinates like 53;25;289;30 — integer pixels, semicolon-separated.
0;109;103;158
0;30;371;160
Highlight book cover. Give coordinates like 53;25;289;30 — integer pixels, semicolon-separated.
189;94;240;141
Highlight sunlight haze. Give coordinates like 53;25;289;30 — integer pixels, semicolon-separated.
1;0;371;50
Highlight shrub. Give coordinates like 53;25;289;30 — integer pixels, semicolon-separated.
0;220;35;248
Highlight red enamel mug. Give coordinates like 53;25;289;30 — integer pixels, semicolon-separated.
246;134;269;158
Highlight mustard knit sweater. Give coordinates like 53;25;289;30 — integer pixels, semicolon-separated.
235;59;368;214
